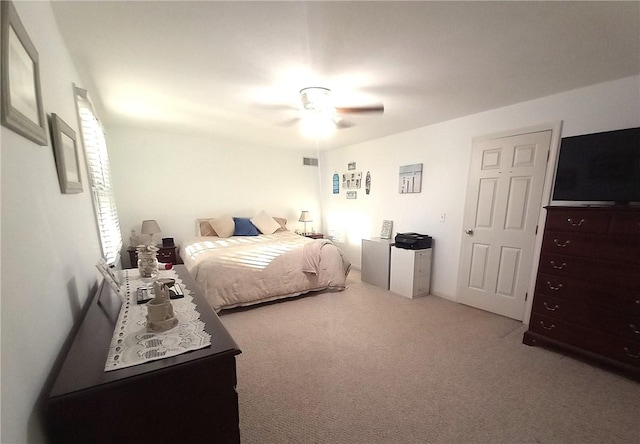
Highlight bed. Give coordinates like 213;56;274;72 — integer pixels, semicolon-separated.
180;214;351;312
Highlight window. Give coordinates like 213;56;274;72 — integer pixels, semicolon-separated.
74;86;122;265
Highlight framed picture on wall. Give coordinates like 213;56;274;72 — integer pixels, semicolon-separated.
380;220;393;239
50;113;83;194
399;163;423;194
0;0;47;145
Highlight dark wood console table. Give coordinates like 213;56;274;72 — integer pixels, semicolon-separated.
46;265;242;443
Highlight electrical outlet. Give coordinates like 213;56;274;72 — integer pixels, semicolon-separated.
439;213;446;222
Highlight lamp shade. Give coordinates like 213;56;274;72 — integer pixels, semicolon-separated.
298;211;312;223
141;219;162;235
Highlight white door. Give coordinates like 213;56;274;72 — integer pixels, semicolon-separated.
457;130;552;320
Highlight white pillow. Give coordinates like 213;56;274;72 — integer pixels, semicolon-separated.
251;210;281;235
209;215;235;238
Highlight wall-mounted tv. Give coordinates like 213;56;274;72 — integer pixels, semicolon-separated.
552;127;640;205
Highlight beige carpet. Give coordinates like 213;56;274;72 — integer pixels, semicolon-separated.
219;270;640;444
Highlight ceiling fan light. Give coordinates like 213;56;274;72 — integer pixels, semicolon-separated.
300;112;336;138
300;87;333;112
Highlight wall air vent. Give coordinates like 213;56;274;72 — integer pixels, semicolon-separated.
303;157;319;166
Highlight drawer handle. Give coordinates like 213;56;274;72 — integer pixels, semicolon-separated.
630;324;640;334
624;347;640;359
543;302;559;311
567;218;585;227
550;261;567;270
553;239;571;248
540;321;555;331
546;282;563;291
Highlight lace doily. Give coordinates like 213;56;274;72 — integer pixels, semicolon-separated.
104;269;211;372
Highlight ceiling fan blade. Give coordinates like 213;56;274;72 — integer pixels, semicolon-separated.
335;104;384;114
279;117;300;127
336;120;354;129
254;104;298;111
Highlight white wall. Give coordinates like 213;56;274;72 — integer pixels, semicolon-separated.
107;128;324;266
1;2;103;443
319;76;640;302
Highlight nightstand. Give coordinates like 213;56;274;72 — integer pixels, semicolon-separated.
304;233;324;239
127;245;178;268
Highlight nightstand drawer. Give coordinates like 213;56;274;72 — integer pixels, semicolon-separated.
127;245;178;268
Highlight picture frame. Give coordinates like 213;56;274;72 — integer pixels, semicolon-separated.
50;113;83;194
399;163;423;194
380;220;393;239
346;191;357;199
96;259;123;298
0;0;47;145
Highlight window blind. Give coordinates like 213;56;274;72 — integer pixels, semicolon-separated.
75;86;122;265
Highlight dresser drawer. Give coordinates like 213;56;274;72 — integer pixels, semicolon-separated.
529;314;640;368
544;208;611;234
538;253;640;288
536;273;640;315
532;294;640;342
611;211;640;236
542;231;640;263
413;249;432;277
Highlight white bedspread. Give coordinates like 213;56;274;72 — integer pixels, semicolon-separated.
180;231;350;311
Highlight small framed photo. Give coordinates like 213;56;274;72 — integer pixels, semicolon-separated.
96;259;123;298
0;1;47;145
50;113;83;194
380;220;393;239
348;161;356;170
346;191;357;199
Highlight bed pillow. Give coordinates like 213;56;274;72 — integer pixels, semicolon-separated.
251;210;281;235
273;217;288;231
233;217;259;236
199;220;217;237
210;215;235;238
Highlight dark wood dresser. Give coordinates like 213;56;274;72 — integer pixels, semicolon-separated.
523;206;640;379
46;265;242;443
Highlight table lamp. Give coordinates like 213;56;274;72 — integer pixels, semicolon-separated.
141;219;162;245
298;211;312;235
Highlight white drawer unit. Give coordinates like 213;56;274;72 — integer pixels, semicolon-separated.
390;247;432;298
361;237;395;289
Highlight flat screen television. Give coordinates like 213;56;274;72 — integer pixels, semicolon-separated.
552;127;640;205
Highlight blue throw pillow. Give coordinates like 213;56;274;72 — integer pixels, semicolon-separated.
233;217;259;236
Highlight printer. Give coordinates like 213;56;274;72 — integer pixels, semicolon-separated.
394;232;433;250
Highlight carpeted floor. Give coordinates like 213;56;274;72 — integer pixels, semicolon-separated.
219;270;640;444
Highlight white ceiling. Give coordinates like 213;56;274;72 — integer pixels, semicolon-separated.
50;1;640;151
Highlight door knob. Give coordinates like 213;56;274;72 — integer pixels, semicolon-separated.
465;229;474;235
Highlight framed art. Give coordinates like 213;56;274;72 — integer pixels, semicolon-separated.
0;0;47;145
399;163;423;194
96;259;123;299
346;191;357;199
342;171;362;189
380;220;393;239
50;113;83;194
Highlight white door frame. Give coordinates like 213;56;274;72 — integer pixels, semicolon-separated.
460;121;563;325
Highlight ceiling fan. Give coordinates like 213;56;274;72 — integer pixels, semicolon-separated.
276;87;384;135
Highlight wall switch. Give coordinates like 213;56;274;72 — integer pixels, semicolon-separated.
439;213;446;222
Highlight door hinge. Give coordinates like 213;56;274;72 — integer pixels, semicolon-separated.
525;292;528;302
535;225;538;235
546;150;550;162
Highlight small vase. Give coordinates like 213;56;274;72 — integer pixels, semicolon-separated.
137;245;159;278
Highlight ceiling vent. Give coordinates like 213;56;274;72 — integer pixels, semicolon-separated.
303;157;319;167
